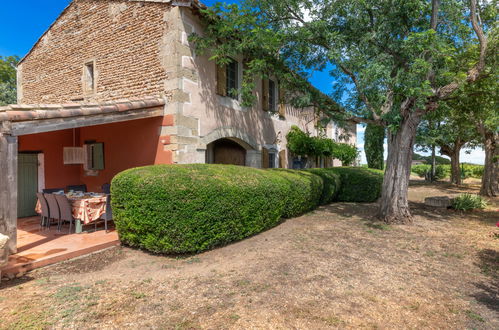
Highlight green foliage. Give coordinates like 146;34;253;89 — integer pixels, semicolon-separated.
364;124;384;170
462;164;484;178
112;164;383;254
327;167;384;202
411;164;449;180
304;168;341;204
412;163;484;180
269;169;323;217
286;126;314;157
0;55;19;106
286;126;358;165
413;153;451;165
112;164;288;254
191;0;492;131
332;143;359;166
452;193;487;211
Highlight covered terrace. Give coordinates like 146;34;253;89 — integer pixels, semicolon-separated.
0;97;169;276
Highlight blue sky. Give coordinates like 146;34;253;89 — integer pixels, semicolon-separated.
0;0;484;164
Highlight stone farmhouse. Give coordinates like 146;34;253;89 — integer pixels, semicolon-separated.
0;0;356;258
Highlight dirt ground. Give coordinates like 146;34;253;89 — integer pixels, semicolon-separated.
1;180;497;329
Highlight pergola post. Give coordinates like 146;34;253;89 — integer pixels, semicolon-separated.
0;132;18;254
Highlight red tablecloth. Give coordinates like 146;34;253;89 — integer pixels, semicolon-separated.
35;194;107;225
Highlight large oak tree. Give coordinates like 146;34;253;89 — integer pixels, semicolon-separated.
192;0;495;223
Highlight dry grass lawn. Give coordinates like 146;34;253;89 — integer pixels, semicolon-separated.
0;180;497;329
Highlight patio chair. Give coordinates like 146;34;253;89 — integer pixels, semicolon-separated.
101;183;111;194
44;193;60;229
36;193;50;228
55;194;75;234
42;188;64;193
96;194;112;232
66;184;87;192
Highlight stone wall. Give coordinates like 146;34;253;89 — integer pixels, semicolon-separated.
18;0;172;104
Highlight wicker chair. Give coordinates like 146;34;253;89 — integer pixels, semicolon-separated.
36;193;50;228
96;194;112;232
55;194;75;234
101;183;111;194
44;193;60;229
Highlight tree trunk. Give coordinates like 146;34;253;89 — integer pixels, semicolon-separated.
449;149;461;185
440;139;463;185
480;131;498;197
378;111;421;224
430;145;436;182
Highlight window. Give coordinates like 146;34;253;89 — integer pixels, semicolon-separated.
226;59;238;99
84;142;104;170
268;79;276;112
268;152;276;168
84;62;95;93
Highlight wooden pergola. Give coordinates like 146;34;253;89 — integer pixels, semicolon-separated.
0;98;165;255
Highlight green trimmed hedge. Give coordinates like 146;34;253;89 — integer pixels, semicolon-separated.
269;169;324;218
326;167;384;202
304;168;342;204
112;164;383;254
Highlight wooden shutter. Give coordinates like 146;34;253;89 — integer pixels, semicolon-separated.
63;147;85;164
279;150;286;168
278;86;286;118
91;143;105;170
262;79;269;111
261;147;269;168
216;63;227;96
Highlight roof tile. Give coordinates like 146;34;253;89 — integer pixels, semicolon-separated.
0;97;166;123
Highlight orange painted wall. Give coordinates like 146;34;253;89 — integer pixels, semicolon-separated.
18;129;81;190
18;117;171;193
78;117;164;192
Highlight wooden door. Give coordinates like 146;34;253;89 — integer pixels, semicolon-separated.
213;139;246;166
17;153;38;218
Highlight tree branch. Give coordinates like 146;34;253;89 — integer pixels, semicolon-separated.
347;116;381;126
337;64;381;121
430;0;440;30
434;0;488;100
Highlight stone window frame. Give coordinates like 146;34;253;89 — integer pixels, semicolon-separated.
264;145;279;169
217;56;246;112
82;59;97;95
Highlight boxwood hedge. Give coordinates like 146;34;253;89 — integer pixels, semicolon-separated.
325;167;384;202
111;164;383;254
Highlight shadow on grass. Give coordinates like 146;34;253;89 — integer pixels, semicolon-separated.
471;249;499;313
0;275;36;290
409;201;497;224
318;202;379;220
409;179;482;193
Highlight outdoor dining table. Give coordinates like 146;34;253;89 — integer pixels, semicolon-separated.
35;193;107;233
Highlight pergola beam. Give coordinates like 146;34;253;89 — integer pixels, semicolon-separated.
3;107;164;136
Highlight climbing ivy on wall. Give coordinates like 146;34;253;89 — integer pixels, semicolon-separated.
287;126;358;166
364;124;385;170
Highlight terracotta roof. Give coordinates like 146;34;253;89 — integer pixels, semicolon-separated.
0;97;166;122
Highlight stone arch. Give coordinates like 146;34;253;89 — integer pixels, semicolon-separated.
201;127;258;151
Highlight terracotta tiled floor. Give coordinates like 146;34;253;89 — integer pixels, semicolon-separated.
1;216;119;277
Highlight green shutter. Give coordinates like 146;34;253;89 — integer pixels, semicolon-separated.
92;143;104;170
